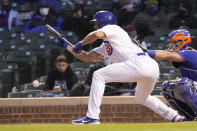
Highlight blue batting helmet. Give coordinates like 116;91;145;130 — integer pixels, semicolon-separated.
91;11;116;28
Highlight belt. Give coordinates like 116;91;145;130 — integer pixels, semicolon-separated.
137;52;146;56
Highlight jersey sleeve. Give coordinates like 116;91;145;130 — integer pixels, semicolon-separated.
92;43;107;58
177;50;196;63
99;25;115;39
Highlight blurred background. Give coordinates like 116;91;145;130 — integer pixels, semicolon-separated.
0;0;197;98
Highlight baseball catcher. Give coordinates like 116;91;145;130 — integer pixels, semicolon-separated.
147;29;197;121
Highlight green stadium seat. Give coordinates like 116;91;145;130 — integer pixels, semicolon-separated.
156;29;172;36
158;61;173;68
25;32;46;39
6;50;36;84
0;50;5;63
59;0;73;15
155;81;164;88
145;35;168;50
0;63;18;70
71;62;96;69
37;37;56;45
160;67;178;74
60;31;79;43
73;68;88;81
85;0;98;15
8;38;26;46
97;0;112;10
151;89;162;95
37;91;65;97
8;92;37;98
6;49;34;63
10;25;25;33
22;43;48;55
158;74;179;81
24;83;44;91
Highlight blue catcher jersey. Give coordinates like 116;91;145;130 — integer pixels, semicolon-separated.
172;48;197;81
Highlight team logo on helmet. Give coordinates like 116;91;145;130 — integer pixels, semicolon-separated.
104;41;113;56
168;29;191;52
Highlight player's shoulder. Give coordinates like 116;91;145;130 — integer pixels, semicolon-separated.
176;48;197;61
177;48;197;54
101;24;122;30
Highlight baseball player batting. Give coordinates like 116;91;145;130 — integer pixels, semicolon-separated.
56;11;183;124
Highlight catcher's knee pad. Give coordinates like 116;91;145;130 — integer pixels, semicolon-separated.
160;78;197;120
161;81;176;98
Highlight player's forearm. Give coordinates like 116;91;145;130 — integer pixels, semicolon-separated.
81;30;106;46
154;50;171;60
147;50;170;60
148;50;182;61
66;45;92;63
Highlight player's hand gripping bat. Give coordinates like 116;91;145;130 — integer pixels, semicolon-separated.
45;24;74;47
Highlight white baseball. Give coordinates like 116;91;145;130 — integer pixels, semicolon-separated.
32;80;40;88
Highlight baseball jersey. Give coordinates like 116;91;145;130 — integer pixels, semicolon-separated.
172;48;197;81
93;25;143;63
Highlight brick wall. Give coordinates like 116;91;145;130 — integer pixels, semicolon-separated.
0;96;169;124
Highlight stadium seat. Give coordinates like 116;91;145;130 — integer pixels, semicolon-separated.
144;35;167;43
37;37;56;46
24;83;44;91
156;29;172;36
6;50;36;84
145;35;169;50
60;31;79;44
97;0;113;10
8;38;31;47
188;29;197;37
0;70;16;98
59;0;73;15
155;81;164;88
73;68;88;81
8;92;37;98
0;63;18;70
85;0;98;16
37;91;65;97
0;50;5;63
71;62;95;69
158;74;179;81
158;61;173;68
6;49;34;63
22;43;48;55
10;25;25;33
25;32;46;39
160;67;178;74
157;41;169;50
151;89;162;95
164;74;179;81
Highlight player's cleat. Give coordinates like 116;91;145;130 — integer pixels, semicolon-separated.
72;116;100;124
172;115;186;122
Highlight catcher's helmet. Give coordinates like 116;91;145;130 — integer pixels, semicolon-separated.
168;29;191;52
91;11;116;28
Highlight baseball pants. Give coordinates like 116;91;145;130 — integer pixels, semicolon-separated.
87;55;179;121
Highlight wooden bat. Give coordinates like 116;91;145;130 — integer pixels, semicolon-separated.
45;24;74;47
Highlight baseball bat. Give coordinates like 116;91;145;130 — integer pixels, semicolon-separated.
45;24;74;47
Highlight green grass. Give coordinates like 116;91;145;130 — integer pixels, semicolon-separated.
0;122;196;131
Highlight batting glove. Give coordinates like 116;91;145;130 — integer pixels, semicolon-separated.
56;38;69;48
72;42;83;53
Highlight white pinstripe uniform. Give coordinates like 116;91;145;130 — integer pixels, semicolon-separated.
86;24;180;121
